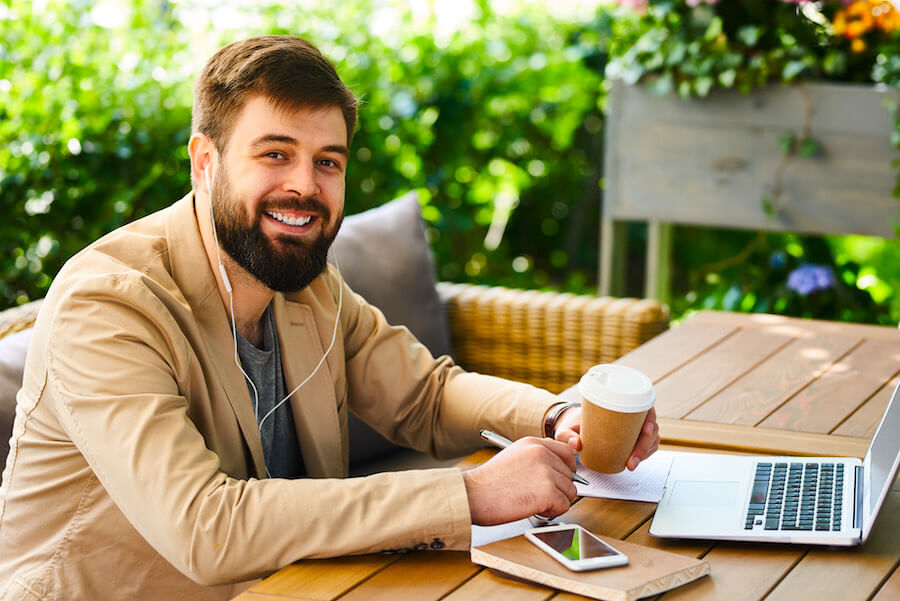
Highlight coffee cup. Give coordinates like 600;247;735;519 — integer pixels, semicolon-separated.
577;364;655;474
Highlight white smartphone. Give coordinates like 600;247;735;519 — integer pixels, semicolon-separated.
525;523;629;572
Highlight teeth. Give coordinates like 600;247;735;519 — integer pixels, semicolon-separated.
267;211;312;226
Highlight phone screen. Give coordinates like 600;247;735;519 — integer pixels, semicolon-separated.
531;527;620;561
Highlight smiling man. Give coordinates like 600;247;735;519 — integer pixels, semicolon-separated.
0;36;659;600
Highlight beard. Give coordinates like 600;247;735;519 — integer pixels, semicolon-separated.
211;169;343;293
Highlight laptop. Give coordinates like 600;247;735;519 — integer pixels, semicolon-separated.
650;380;900;545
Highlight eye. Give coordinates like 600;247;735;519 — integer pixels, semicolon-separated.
318;158;342;169
263;151;286;160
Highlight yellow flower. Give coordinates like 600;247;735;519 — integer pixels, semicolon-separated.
834;1;876;39
851;37;867;53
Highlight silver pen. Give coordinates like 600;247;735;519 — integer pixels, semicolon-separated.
479;429;590;486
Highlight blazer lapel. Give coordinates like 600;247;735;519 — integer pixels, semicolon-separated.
165;193;267;478
272;293;343;478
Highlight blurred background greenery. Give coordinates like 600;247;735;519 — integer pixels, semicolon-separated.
2;0;899;325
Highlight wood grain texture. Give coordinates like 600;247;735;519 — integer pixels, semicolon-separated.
652;328;793;418
471;533;708;601
655;544;805;601
760;340;900;432
689;311;900;342
605;81;900;237
247;555;395;599
336;552;478;601
833;376;899;437
624;520;713;559
440;569;555;601
762;492;900;601
233;594;322;601
657;419;870;458
685;334;859;425
869;565;900;601
612;322;737;384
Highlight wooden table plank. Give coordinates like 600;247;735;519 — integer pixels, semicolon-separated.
614;322;738;382
689;311;900;341
439;569;555;601
762;492;900;601
335;552;478;601
685;334;859;426
247;555;397;600
236;594;322;601
833;375;899;438
652;328;793;418
624;519;714;559
655;544;806;601
870;564;900;601
760;340;900;433
657;419;870;458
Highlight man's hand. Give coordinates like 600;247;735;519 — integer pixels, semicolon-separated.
462;437;578;526
553;405;660;471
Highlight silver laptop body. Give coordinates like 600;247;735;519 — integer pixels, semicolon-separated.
650;381;900;545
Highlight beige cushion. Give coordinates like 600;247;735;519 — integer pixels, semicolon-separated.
331;192;453;467
1;328;32;472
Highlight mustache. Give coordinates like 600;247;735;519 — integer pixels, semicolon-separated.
258;196;331;220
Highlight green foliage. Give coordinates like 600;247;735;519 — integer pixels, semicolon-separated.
605;0;900;325
0;0;605;308
0;0;193;306
670;228;897;325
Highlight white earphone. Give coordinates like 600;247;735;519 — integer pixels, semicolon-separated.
204;165;343;477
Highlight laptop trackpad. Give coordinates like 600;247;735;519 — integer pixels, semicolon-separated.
670;481;740;506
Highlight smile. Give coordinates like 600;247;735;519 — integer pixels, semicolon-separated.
265;211;313;227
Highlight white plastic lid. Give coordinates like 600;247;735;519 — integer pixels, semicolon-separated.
577;364;655;413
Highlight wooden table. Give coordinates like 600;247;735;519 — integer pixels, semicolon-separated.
234;311;900;601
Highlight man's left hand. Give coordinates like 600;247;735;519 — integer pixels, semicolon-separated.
553;405;660;471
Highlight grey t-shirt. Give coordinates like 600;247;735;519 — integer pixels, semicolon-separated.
235;304;305;479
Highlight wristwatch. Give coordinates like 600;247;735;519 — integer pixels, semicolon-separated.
542;401;581;438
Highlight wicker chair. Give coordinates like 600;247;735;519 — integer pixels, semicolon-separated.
0;285;668;394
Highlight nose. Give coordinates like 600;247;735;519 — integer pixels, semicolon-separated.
283;158;320;199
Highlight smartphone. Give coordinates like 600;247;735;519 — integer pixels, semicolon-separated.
525;524;629;572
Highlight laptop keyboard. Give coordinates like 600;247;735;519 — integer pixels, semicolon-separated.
745;462;844;532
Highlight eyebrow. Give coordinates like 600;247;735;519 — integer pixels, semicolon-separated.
248;134;349;157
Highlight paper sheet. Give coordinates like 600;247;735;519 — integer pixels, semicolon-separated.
574;449;676;502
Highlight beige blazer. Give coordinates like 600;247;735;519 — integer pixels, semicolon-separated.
0;194;558;600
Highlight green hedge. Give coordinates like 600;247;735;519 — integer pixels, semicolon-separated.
0;0;606;309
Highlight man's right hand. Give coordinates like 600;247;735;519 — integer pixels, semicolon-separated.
461;437;578;526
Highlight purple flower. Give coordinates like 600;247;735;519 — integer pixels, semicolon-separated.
787;264;836;296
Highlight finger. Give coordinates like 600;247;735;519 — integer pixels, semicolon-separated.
555;427;582;452
538;487;575;520
533;438;578;472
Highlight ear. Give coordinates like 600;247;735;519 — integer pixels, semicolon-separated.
188;132;217;194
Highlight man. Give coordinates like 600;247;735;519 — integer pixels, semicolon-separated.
0;36;659;600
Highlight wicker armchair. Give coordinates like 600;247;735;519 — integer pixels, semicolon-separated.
437;283;668;394
0;286;669;395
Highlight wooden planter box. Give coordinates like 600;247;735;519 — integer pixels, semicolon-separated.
600;80;900;298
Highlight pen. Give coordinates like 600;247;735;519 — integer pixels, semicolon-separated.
479;429;590;486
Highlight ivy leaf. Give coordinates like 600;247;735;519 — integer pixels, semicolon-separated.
737;26;760;47
718;69;737;88
778;132;797;155
761;195;775;218
783;60;807;81
704;17;723;41
798;137;822;158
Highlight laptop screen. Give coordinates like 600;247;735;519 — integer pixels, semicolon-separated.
862;380;900;542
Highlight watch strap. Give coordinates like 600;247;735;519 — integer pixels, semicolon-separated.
543;401;581;438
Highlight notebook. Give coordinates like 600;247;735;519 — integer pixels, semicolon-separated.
650;379;900;545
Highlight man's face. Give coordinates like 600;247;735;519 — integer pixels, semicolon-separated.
210;97;348;292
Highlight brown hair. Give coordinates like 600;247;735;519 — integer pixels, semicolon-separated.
192;35;358;150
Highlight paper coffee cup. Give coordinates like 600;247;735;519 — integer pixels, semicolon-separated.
578;364;655;474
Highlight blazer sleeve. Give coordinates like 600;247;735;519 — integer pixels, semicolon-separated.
332;268;561;459
47;273;472;586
